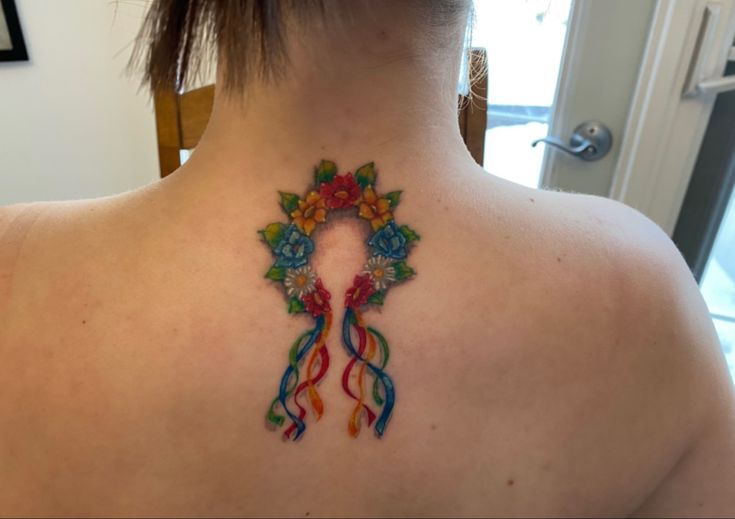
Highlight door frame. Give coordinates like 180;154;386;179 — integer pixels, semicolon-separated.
609;0;735;235
672;63;735;281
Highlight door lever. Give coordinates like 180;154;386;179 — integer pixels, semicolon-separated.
680;5;735;97
532;137;594;157
532;121;612;161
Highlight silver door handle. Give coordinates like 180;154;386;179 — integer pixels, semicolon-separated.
531;121;613;161
697;75;735;95
682;5;735;97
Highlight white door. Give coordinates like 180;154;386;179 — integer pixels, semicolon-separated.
472;0;658;195
473;0;735;231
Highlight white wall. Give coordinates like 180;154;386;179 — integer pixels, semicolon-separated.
0;0;159;205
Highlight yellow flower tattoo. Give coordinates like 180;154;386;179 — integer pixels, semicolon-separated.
358;185;393;231
291;190;327;235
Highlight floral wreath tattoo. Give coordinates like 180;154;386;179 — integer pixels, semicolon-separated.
260;160;420;441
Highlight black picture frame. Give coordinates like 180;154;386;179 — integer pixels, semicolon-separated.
0;0;28;62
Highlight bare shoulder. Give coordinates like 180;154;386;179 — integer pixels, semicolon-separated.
0;201;50;305
0;198;95;263
570;194;735;516
0;195;137;309
431;170;734;514
504;184;735;515
0;201;38;237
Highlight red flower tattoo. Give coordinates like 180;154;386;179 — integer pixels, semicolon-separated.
302;278;331;317
319;173;361;209
345;273;376;309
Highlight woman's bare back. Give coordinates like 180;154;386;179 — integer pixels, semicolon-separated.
1;159;733;517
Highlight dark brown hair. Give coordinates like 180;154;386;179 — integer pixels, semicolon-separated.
131;0;471;94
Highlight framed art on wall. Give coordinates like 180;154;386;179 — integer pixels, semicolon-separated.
0;0;27;62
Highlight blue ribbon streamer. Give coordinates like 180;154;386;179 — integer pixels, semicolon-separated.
278;314;325;440
342;307;395;438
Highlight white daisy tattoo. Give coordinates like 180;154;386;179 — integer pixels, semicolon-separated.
363;255;396;291
283;266;317;298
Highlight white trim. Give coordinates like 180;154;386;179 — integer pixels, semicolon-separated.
539;0;586;189
610;0;735;235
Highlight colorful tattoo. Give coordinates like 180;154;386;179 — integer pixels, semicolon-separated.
260;160;419;440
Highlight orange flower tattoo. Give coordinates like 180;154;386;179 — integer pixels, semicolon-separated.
358;185;393;231
291;191;327;235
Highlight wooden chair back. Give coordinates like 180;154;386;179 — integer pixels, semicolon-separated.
154;48;487;178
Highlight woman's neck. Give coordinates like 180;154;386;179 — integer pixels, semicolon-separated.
176;22;477;192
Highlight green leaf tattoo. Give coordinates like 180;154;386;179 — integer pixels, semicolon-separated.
399;224;420;242
384;191;402;208
355;162;376;188
315;160;337;185
265;266;287;281
279;192;300;215
259;222;287;248
392;261;416;280
368;291;386;305
287;297;306;314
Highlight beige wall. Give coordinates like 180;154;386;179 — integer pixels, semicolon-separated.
0;1;159;205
